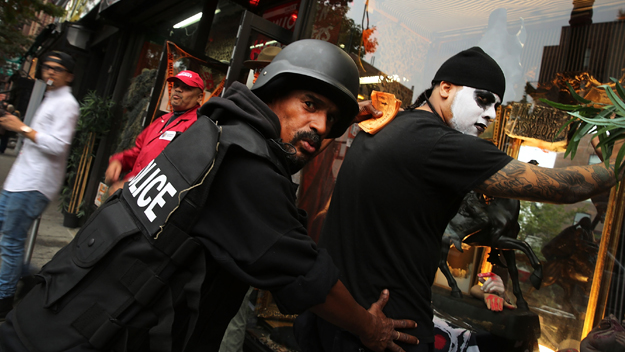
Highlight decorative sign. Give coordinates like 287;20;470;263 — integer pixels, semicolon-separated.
262;0;299;32
505;103;570;151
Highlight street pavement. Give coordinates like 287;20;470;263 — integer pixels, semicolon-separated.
0;146;78;273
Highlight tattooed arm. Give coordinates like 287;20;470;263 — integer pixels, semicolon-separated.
474;159;617;204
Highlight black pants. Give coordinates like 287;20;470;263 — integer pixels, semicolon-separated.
293;311;433;352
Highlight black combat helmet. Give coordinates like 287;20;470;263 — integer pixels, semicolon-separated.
252;39;360;139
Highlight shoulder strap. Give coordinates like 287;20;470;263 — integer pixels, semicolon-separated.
167;118;290;234
220;121;290;177
121;115;221;237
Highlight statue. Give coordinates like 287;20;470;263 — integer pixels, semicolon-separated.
439;191;543;310
479;8;527;104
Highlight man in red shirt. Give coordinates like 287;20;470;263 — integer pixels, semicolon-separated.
105;70;204;194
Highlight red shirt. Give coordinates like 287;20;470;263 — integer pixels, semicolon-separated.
110;106;199;181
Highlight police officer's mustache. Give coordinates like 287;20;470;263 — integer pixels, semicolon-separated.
290;130;321;152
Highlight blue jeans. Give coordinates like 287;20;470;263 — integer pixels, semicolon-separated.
0;190;49;299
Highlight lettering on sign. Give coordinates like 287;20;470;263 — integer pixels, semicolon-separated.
127;160;178;222
507;103;570;143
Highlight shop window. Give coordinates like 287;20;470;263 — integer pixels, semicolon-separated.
205;0;301;63
133;40;163;78
171;22;201;48
206;0;247;63
111;40;165;154
293;1;625;351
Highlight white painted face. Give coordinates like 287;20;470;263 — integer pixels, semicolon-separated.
450;86;501;136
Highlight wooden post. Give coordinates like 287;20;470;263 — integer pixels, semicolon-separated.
68;132;96;214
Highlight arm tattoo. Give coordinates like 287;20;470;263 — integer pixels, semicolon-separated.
475;160;616;203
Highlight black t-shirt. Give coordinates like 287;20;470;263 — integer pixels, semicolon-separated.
319;110;512;345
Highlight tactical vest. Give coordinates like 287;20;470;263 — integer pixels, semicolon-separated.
6;115;289;352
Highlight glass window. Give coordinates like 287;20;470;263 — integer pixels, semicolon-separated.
166;4;205;50
206;0;248;63
297;1;625;351
205;0;301;63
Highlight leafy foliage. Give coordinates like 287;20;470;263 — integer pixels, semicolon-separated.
541;78;625;178
59;91;114;216
362;26;378;55
313;0;377;58
518;201;587;261
0;0;64;66
541;78;625;180
519;202;585;238
114;68;157;154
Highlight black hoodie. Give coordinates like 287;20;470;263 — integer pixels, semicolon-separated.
188;82;340;346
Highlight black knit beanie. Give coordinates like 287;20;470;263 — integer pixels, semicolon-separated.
432;46;505;100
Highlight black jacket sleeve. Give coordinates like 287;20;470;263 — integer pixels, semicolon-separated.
191;147;339;314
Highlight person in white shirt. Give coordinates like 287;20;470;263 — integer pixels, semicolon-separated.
0;51;79;318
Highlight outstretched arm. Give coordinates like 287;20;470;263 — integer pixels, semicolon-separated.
309;281;418;352
474;159;617;204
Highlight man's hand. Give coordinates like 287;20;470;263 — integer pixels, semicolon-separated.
309;282;417;352
355;100;383;123
0;114;26;133
360;289;419;352
105;160;123;185
107;180;126;195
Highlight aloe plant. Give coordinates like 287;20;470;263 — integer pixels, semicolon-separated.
541;77;625;179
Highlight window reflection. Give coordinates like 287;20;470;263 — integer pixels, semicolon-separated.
297;1;625;351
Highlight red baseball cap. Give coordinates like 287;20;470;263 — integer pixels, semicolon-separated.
166;70;205;90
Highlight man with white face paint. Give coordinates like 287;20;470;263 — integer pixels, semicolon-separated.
303;47;621;352
449;87;500;136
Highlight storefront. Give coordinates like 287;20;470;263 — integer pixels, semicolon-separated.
242;0;622;351
21;0;625;351
290;1;625;352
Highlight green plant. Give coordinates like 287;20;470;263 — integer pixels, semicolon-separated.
60;91;114;217
0;0;64;67
542;78;625;178
518;201;588;261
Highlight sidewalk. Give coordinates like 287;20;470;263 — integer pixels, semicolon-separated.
0;146;78;272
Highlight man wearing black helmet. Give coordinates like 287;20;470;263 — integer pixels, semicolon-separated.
0;40;415;352
190;39;416;351
309;47;621;351
0;51;79;319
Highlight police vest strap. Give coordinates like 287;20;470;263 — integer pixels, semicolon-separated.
121;115;221;237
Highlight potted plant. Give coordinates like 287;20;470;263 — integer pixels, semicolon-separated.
60;91;113;227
